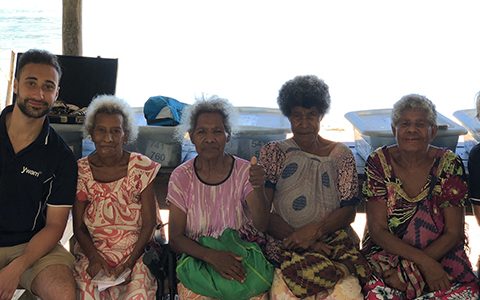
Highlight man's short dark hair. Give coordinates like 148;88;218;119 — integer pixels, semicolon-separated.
16;49;62;79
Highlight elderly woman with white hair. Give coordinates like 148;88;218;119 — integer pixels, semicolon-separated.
167;95;272;299
362;94;479;299
73;95;160;299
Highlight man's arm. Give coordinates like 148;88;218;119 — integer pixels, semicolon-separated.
9;205;70;273
0;205;70;299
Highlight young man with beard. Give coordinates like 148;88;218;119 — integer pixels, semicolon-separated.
0;49;77;300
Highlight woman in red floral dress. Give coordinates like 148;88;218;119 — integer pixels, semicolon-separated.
73;95;160;299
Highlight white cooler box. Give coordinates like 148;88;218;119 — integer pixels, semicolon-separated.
453;109;480;154
345;109;466;161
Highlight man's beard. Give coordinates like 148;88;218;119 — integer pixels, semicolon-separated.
17;98;52;119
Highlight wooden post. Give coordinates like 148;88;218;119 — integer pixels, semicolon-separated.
62;0;82;56
4;51;16;108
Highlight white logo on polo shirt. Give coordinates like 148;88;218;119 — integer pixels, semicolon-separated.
21;166;42;177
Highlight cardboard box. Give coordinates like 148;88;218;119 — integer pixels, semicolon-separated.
345;108;467;161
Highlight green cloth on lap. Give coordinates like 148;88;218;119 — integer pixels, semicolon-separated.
176;228;274;300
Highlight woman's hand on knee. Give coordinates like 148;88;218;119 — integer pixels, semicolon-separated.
207;250;245;283
87;255;112;278
418;258;451;292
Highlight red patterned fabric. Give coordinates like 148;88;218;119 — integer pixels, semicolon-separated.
73;152;160;300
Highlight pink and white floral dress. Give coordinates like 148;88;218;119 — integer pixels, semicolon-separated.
73;152;160;300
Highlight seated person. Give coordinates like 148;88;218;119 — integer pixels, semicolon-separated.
468;90;480;274
73;95;160;299
259;75;370;300
0;49;77;300
362;94;479;299
167;95;271;300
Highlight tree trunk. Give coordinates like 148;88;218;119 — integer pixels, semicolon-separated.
62;0;82;56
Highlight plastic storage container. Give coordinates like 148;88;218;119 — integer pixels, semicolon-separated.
228;107;291;159
236;107;290;130
453;109;480;154
345;109;467;161
129;108;182;167
125;126;181;167
51;123;83;159
132;107;148;126
227;126;290;160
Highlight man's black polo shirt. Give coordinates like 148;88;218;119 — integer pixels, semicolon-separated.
0;105;78;247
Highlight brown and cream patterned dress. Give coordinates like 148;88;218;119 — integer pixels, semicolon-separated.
259;139;370;299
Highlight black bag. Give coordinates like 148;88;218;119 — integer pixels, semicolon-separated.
143;223;177;300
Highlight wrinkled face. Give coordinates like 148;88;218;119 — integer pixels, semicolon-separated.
91;113;126;157
14;63;59;118
289;106;322;137
392;108;437;152
191;112;228;160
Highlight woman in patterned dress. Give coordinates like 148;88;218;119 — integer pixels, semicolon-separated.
362;94;479;299
73;95;160;299
167;95;271;299
259;75;370;299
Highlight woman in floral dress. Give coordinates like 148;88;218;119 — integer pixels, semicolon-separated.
73;95;160;299
362;94;479;299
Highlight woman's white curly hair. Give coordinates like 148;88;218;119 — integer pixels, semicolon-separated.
83;94;138;143
175;94;238;142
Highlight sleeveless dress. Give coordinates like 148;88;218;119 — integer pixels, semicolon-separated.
73;152;160;300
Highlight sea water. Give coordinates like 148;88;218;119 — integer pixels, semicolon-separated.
0;0;61;101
